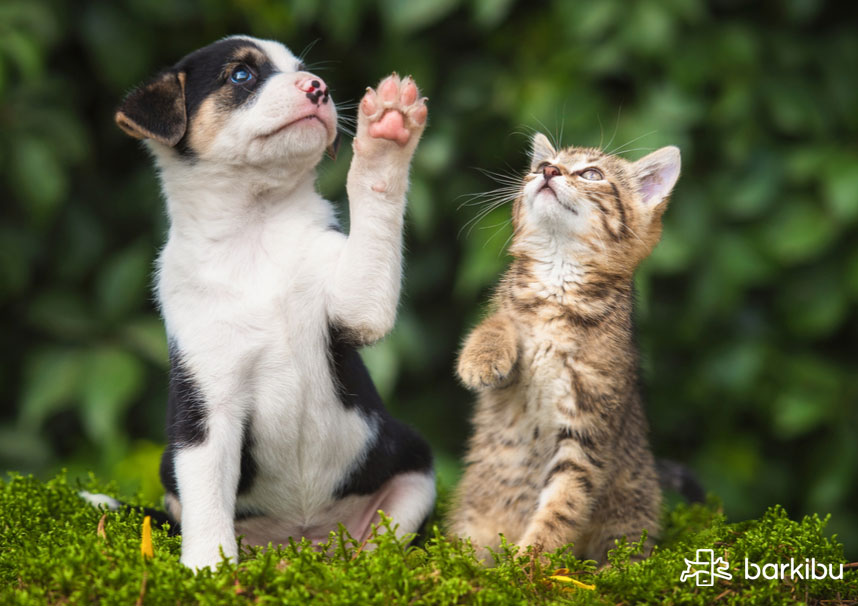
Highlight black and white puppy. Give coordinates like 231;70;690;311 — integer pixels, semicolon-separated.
108;36;434;570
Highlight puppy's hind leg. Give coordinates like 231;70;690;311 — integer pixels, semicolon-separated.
367;471;436;543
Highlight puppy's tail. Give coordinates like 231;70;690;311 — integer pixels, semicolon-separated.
656;459;705;504
79;491;180;535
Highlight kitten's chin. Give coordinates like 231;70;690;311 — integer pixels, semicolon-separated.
526;192;588;235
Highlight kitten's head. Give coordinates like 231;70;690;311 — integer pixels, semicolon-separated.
511;133;681;274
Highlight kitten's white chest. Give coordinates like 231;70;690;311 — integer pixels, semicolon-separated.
520;324;579;422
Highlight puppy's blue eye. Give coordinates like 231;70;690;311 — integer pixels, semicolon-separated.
230;67;253;84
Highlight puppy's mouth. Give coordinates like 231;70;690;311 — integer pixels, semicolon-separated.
259;114;327;139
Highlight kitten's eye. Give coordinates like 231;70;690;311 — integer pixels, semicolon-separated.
230;65;254;84
579;168;603;181
534;161;551;174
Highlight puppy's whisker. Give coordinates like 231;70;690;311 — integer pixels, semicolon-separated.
297;39;320;63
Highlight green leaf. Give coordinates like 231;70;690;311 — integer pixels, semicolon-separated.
26;290;95;339
360;340;399;401
80;347;145;448
0;28;44;79
121;316;168;366
759;198;836;264
383;0;461;33
779;268;847;338
453;206;511;299
95;242;152;323
472;0;515;28
407;178;436;241
10;137;67;226
772;355;841;438
18;348;85;431
823;153;858;222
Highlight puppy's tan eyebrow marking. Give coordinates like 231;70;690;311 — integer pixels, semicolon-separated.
230;47;267;65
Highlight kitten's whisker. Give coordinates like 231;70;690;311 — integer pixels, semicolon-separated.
479;218;511;231
455;187;520;210
619;221;647;247
484;218;513;251
603;105;623;153
594;231;608;256
608;130;657;156
499;229;515;257
531;115;558;149
474;167;525;186
458;198;515;239
610;147;655;156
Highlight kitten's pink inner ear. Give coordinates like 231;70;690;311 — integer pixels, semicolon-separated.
636;146;681;207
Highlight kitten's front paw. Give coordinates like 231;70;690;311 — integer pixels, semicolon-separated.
458;342;517;390
355;74;427;156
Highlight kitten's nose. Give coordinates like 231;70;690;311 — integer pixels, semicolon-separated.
296;76;330;105
542;164;561;179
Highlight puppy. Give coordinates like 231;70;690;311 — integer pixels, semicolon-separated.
110;36;434;570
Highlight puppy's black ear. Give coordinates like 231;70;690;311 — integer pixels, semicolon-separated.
115;71;187;147
326;133;341;160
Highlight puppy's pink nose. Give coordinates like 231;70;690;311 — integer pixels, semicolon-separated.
297;76;330;105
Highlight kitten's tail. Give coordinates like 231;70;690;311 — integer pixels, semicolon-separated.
656;459;705;504
78;491;180;535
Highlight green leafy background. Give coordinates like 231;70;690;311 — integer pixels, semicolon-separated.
2;0;856;558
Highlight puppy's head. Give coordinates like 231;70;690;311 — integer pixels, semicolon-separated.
116;36;339;169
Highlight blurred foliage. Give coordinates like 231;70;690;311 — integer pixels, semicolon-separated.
1;0;856;556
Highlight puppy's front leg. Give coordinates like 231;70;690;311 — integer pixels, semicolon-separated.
327;75;427;343
173;408;243;570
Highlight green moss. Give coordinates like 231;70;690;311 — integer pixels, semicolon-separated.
2;473;855;605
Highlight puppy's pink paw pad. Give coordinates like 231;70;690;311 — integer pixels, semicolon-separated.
379;77;399;102
402;81;418;105
368;111;410;145
358;74;427;148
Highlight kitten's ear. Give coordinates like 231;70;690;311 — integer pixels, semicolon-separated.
633;146;681;210
115;70;188;147
529;133;556;170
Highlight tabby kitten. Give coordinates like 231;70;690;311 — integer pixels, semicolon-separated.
447;133;681;563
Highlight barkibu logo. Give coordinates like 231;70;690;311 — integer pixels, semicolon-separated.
680;549;732;586
681;548;844;586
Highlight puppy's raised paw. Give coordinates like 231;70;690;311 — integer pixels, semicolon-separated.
355;74;427;155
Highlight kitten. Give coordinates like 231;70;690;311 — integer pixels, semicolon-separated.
447;133;681;563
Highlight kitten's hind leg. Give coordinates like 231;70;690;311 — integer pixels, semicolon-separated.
457;311;518;390
583;472;661;563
